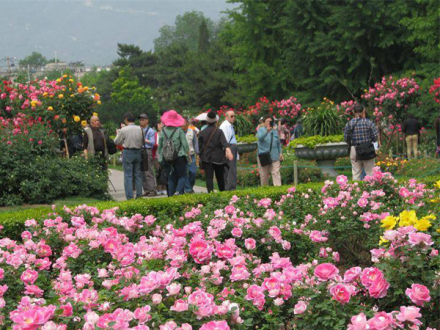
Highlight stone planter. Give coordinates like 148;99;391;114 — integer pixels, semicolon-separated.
237;142;258;154
294;142;349;177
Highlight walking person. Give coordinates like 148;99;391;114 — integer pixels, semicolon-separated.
83;115;109;170
183;118;199;194
114;113;144;200
344;104;379;181
402;114;421;159
199;112;234;193
158;110;189;197
153;120;167;195
139;114;157;197
219;110;238;190
257;116;283;186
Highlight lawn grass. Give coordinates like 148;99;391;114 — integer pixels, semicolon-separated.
0;196;103;214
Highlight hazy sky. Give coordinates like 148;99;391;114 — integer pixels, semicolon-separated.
0;0;233;66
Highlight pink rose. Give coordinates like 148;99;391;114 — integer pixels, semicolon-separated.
231;227;242;237
170;299;189;312
348;313;368;330
361;267;384;288
396;306;422;325
166;283;181;296
344;267;361;283
314;263;339;281
20;269;39;284
367;312;393;330
408;232;433;247
244;238;256;250
293;301;308;314
329;284;353;304
200;320;230;330
152;294;162;304
405;284;431;307
368;277;390;299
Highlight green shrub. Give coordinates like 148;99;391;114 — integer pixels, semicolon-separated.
0;183;322;240
303;101;344;136
289;134;345;149
0;122;109;206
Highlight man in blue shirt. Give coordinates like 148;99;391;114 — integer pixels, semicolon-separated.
139;114;157;196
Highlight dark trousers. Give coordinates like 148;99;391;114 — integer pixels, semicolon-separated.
203;162;225;193
164;156;187;196
224;144;237;191
122;149;142;200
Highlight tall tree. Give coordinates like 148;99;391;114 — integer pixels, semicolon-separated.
113;44;159;88
154;11;216;52
198;20;210;53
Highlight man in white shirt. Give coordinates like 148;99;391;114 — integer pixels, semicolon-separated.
114;113;144;200
219;110;238;191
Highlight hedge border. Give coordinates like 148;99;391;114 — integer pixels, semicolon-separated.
0;183;322;240
1;175;438;240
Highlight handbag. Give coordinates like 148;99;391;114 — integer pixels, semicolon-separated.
141;128;150;171
258;131;274;167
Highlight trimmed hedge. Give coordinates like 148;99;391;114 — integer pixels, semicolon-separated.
0;183;322;240
1;175;437;241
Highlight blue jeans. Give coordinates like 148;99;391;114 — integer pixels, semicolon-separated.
123;149;143;200
164;156;187;196
184;154;197;193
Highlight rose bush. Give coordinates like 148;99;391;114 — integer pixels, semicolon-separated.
0;170;438;329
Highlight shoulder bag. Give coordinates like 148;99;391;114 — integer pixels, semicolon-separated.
199;127;217;170
258;131;274;167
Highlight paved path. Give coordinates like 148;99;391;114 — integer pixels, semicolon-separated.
108;169;207;201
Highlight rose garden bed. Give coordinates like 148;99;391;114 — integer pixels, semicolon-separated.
0;168;438;330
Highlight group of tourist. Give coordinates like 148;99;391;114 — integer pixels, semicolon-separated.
81;106;440;200
105;109;293;200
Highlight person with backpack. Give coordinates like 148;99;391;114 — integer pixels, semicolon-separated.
114;113;145;200
199;111;234;193
158;110;190;196
344;103;379;181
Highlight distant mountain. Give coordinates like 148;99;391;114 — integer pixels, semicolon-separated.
0;0;234;66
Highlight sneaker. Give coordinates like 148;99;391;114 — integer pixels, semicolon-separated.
147;192;157;197
161;190;167;195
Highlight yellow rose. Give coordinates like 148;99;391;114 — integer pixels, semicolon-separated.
399;210;418;227
47;106;53;111
73;116;80;122
58;94;64;99
97;100;102;105
379;236;389;245
81;120;87;127
56;78;61;83
414;218;432;231
69;79;74;82
93;112;98;117
63;74;68;78
435;180;440;189
381;216;397;230
43;92;48;97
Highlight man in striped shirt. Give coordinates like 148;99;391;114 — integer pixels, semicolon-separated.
344;104;379;181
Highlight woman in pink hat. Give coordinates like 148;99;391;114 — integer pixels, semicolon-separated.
158;110;190;196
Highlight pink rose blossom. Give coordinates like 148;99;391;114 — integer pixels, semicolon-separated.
314;263;339;281
405;284;431;306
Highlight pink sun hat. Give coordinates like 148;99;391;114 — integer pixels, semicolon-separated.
161;110;185;127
